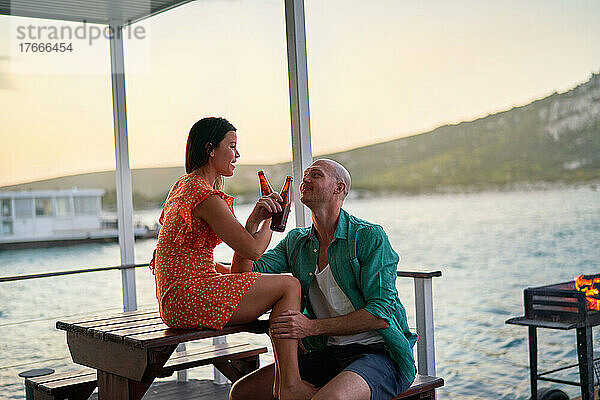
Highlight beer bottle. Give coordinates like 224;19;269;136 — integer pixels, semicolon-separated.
257;170;274;196
271;176;293;232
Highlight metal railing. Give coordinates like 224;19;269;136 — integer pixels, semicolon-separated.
0;263;148;283
1;265;442;382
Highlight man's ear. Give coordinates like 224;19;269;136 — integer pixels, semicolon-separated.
335;182;345;194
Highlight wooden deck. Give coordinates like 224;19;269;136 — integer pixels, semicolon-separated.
89;379;231;399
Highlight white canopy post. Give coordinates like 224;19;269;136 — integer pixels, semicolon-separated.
109;22;137;312
414;277;436;375
284;0;312;228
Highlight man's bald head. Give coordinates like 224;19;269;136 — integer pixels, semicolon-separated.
313;159;351;199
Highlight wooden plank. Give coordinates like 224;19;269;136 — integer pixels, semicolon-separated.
89;316;164;331
103;323;170;343
67;331;161;381
57;309;158;331
68;312;161;335
36;374;95;393
66;317;267;348
392;374;444;399
397;271;442;279
126;320;270;348
159;342;266;378
97;370;137;400
42;373;96;392
88;318;166;340
77;314;162;330
88;379;232;400
27;369;94;385
100;319;166;334
164;343;261;367
90;323;166;342
165;342;252;363
29;371;96;400
213;359;245;383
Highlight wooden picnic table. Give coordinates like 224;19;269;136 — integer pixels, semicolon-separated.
56;309;269;400
51;269;444;400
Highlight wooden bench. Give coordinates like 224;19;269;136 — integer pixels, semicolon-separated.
24;341;266;400
25;369;96;400
52;309;269;400
25;368;444;400
392;374;444;399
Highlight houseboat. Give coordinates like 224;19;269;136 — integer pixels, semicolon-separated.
0;189;157;250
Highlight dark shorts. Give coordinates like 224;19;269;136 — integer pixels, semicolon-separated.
298;343;413;400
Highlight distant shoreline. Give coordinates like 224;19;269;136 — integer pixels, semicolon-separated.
123;179;600;211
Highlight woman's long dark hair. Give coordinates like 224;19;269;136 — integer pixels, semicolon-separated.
185;117;236;190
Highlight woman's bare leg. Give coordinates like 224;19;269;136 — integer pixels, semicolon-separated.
229;363;275;400
273;344;280;398
227;274;317;400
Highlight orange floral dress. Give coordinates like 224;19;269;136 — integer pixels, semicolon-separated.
150;174;260;329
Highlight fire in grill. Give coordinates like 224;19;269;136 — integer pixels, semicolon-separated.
507;274;600;400
575;275;600;310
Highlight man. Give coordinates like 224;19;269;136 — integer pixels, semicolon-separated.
230;159;417;400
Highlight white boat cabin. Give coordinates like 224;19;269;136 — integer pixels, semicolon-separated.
0;189;104;243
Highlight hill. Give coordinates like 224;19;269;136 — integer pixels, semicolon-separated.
2;72;599;208
333;72;600;193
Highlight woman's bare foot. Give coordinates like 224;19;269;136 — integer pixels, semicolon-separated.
279;380;318;400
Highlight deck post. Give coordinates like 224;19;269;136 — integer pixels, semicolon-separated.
175;343;188;382
414;277;436;376
109;22;137;312
213;336;228;384
284;0;312;228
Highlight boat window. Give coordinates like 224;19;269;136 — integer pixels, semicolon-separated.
15;198;34;218
35;198;54;217
74;196;100;215
56;197;72;216
1;199;10;217
1;221;12;235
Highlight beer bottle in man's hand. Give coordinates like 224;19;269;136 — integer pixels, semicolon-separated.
271;176;293;232
258;170;274;196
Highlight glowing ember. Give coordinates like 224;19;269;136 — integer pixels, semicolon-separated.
574;275;600;310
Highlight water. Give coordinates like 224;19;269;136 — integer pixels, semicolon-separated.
1;187;599;399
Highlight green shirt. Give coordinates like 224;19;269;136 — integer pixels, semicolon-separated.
252;208;417;382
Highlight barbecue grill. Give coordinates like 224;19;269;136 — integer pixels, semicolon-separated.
506;275;600;400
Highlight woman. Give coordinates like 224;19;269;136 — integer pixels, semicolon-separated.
150;117;316;400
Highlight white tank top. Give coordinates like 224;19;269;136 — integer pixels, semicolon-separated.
308;264;384;346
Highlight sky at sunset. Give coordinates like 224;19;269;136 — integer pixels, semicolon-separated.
1;0;599;186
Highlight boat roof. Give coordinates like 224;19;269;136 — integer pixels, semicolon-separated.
0;188;105;198
0;0;193;25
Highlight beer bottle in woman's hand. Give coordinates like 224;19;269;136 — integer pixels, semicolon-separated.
257;170;274;196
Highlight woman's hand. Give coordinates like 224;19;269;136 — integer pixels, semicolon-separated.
232;192;281;272
249;192;283;224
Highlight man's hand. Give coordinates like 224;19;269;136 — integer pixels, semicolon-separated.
270;310;317;339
